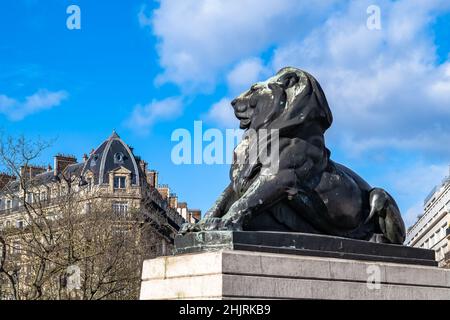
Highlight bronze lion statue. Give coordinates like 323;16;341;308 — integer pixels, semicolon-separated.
181;67;406;244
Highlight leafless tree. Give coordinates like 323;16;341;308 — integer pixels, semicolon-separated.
0;134;164;300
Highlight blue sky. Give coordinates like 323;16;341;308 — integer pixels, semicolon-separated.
1;0;450;227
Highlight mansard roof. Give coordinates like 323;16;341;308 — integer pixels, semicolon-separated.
0;131;144;197
81;131;141;186
4;169;63;193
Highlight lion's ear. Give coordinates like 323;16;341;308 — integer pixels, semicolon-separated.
277;72;299;89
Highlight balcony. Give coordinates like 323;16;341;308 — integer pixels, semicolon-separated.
0;198;53;215
447;228;450;238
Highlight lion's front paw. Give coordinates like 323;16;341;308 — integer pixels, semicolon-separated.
179;216;243;234
179;222;197;235
200;217;231;231
196;217;241;231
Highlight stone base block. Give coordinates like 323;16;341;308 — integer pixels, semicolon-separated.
175;231;437;266
140;250;450;300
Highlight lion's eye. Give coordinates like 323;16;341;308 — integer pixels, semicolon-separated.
249;96;258;108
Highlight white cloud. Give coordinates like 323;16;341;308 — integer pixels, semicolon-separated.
138;5;152;27
125;97;183;134
145;0;339;91
226;58;269;95
428;62;450;106
269;0;450;156
146;0;450;155
403;202;424;229
205;58;270;129
0;95;16;110
0;89;68;121
204;98;237;128
384;162;449;227
339;131;450;158
389;163;449;198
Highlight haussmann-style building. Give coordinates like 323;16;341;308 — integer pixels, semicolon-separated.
0;131;201;299
405;170;450;268
0;130;200;240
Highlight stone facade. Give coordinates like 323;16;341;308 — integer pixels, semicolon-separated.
406;173;450;267
0;131;199;234
0;131;200;298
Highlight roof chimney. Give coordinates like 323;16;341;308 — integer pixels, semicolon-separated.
139;160;147;173
157;184;169;200
169;193;178;209
147;170;158;188
54;154;77;176
20;165;46;179
189;209;202;222
0;173;16;190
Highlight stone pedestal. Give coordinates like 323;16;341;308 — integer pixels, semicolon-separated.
140;250;450;300
174;231;437;266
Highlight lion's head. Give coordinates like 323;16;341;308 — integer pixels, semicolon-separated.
231;67;333;134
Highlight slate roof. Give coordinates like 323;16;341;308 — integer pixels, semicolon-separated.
2;131;143;192
80;131;141;186
0;131;188;230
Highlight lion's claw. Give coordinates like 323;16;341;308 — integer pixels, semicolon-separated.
200;217;234;231
179;217;241;234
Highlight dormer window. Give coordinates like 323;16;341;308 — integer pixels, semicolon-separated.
114;152;125;164
90;154;99;167
113;176;126;189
